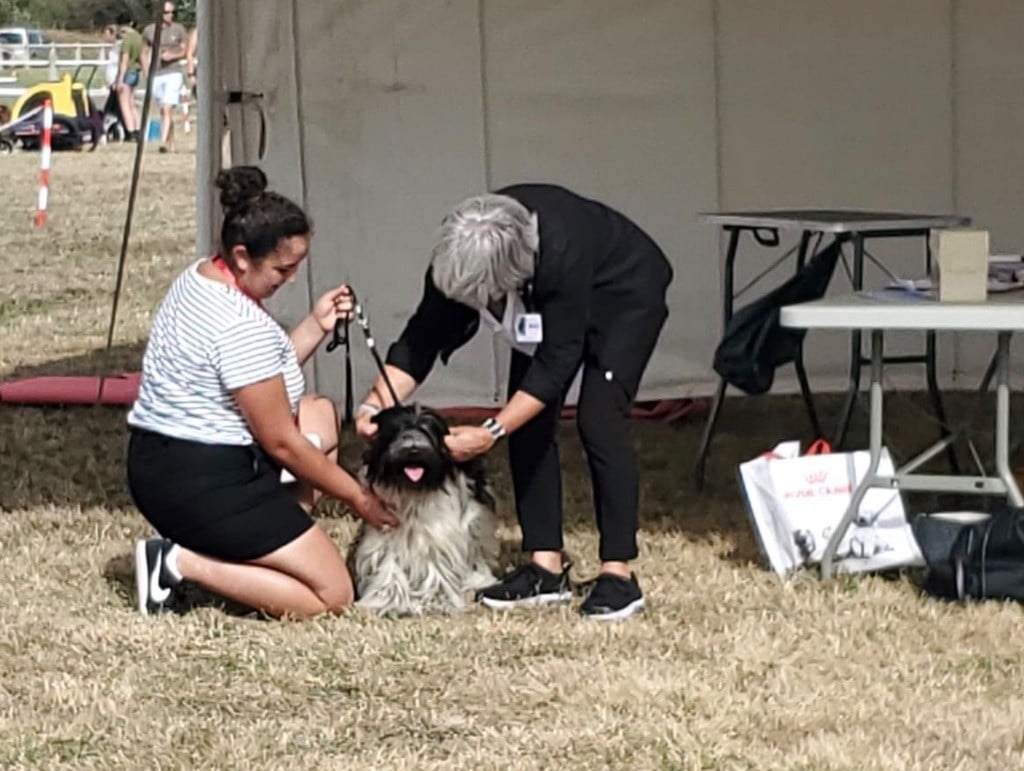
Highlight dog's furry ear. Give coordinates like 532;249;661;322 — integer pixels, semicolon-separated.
460;456;496;509
418;408;450;437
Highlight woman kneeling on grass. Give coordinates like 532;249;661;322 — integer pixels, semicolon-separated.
126;166;398;619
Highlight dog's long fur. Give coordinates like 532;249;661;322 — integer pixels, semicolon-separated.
349;405;499;615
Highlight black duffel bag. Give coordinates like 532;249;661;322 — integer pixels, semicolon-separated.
913;507;1024;601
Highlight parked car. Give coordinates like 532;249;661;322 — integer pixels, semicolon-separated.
0;27;50;62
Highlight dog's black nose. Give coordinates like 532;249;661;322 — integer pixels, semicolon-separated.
396;436;423;453
394;429;435;454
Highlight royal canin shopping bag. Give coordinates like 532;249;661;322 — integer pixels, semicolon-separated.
738;440;924;575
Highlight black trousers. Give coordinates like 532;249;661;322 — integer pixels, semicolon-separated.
507;303;668;563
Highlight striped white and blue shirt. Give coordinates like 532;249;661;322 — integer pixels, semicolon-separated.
128;261;305;445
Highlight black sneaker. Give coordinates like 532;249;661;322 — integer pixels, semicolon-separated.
579;573;645;621
133;537;179;616
476;562;573;609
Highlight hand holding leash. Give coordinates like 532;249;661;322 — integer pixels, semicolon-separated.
312;284;354;334
324;288;403;426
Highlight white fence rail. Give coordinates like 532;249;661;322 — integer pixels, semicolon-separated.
0;43;115;74
0;43;116;102
0;84;110;101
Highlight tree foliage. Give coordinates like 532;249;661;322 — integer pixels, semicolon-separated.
0;0;196;30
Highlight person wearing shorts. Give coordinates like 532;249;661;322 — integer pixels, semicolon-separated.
142;1;187;152
115;14;143;141
126;166;398;619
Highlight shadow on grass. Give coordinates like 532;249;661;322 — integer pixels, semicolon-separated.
5;344;1021;578
648;390;1024;567
103;533;531;619
102;552;266;617
3;340;147;381
0;342;147;511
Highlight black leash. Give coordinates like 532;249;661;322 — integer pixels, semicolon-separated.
326;291;402;423
326;310;355;423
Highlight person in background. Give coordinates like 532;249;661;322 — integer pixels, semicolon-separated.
98;24;123;143
128;166;399;619
141;1;187;152
185;25;198;92
114;13;143;142
356;184;673;621
182;25;198;134
101;24;120;89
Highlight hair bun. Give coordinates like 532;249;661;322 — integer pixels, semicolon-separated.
215;166;268;211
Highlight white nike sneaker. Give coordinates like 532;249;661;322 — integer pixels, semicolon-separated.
134;537;179;616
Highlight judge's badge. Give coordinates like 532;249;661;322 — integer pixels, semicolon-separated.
515;313;543;344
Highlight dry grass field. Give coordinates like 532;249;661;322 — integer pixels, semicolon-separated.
2;133;1024;770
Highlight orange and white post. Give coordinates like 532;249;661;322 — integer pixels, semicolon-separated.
34;98;53;228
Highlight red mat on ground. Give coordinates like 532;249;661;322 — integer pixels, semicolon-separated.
438;399;708;423
0;372;708;423
0;373;142;405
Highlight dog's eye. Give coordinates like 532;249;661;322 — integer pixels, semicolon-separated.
422;414;449;436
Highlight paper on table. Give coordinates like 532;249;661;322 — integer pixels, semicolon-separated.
887;256;1024;294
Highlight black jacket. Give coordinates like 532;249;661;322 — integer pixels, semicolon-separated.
386;184;672;404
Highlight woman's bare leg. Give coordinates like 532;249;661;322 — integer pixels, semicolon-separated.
174;524;353;619
116;85;138;133
292;395;340;511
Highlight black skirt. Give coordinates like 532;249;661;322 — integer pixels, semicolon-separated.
127;428;313;561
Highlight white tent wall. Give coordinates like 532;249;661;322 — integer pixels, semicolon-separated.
954;0;1024;381
717;0;958;389
480;1;719;402
287;2;496;406
199;0;1024;408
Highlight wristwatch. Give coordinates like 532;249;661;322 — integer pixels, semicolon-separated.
482;417;506;440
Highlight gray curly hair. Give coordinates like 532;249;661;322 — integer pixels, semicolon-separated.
430;194;539;308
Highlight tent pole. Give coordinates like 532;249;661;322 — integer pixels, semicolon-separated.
195;0;216;258
96;2;165;404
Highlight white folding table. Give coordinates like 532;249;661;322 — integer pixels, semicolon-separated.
694;210;971;489
780;291;1024;579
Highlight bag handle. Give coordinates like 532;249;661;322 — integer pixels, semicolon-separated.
805;439;832;456
759;438;832;460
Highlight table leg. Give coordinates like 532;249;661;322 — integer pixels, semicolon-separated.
994;332;1023;506
693;377;728;490
693;228;743;490
979;350;998;393
822;329;885;579
722;228;741;325
794;231;822;437
925;330;960;472
834;235;864;447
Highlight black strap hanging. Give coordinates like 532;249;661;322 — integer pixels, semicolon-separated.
325;290;402;425
326;315;354;423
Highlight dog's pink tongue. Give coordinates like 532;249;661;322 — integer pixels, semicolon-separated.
403;466;425;483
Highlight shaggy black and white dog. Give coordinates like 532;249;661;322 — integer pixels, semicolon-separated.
349;404;500;615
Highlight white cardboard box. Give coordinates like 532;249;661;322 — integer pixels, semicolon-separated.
930;228;989;302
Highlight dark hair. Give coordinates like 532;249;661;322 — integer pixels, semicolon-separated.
215;166;312;263
115;12;134;27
